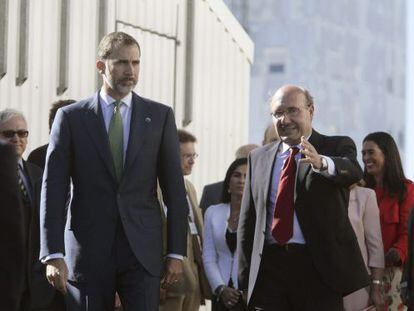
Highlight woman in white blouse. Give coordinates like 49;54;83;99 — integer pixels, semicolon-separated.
203;158;247;310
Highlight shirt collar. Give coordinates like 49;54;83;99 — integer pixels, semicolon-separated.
99;88;132;107
18;158;23;169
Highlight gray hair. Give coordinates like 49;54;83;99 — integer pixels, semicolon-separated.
0;108;27;126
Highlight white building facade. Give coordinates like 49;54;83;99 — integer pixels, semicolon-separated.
0;0;253;194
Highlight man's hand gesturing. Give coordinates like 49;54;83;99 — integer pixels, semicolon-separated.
300;136;323;170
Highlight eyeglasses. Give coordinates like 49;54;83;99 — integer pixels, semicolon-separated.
0;130;29;138
182;153;198;160
271;106;310;119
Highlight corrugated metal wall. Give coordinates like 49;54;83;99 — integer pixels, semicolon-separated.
0;0;253;195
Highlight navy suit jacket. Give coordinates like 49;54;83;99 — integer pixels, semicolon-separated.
40;91;188;281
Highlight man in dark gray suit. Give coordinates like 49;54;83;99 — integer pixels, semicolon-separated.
0;109;63;311
40;32;188;311
237;85;370;310
0;139;25;311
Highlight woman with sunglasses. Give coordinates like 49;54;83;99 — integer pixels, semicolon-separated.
362;132;414;310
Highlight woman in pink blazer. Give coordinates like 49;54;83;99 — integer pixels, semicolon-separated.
343;184;385;310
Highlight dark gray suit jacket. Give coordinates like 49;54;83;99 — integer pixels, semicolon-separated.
199;181;223;214
238;130;370;302
40;91;188;282
23;160;63;310
0;141;25;311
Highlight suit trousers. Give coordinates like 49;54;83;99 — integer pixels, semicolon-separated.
66;222;160;311
249;243;342;311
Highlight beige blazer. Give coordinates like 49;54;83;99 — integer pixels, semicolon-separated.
159;178;211;299
348;186;385;271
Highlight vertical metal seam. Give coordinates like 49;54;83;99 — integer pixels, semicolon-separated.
182;0;195;126
0;0;8;80
57;0;70;95
96;0;107;89
16;0;29;86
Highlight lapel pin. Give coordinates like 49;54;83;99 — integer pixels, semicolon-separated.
145;117;151;123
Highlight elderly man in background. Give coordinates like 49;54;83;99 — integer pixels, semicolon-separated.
0;139;25;311
159;129;211;311
0;109;64;311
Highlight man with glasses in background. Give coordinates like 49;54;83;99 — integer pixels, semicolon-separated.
159;129;211;311
0;109;64;311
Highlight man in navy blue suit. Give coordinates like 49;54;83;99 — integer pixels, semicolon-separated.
40;32;188;311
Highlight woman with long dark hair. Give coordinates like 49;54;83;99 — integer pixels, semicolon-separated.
362;132;414;309
203;158;248;310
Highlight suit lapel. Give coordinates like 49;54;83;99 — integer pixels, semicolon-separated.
295;158;310;202
22;161;37;208
123;93;150;176
295;130;323;201
263;143;279;206
82;92;117;182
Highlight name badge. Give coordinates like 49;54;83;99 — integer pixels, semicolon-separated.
189;221;198;235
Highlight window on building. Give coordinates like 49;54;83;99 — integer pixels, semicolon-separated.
269;63;285;74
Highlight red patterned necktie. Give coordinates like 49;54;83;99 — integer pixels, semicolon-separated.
272;147;299;244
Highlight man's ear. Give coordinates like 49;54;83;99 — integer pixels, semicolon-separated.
309;104;314;119
96;59;105;74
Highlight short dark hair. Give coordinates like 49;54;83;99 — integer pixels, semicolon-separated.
363;131;407;203
177;129;196;144
221;158;248;203
49;99;76;130
98;32;141;59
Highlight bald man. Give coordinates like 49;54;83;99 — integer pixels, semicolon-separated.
237;85;369;310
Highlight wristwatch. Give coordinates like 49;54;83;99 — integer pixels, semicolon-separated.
320;157;328;171
372;279;383;285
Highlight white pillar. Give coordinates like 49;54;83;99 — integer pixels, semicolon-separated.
405;0;414;179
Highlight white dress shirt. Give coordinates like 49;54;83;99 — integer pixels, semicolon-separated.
265;141;336;245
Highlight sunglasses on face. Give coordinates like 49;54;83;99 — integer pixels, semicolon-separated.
0;130;29;138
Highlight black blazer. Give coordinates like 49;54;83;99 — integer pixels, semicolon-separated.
22;160;62;309
0;141;25;311
27;144;48;170
238;130;370;302
199;181;224;214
